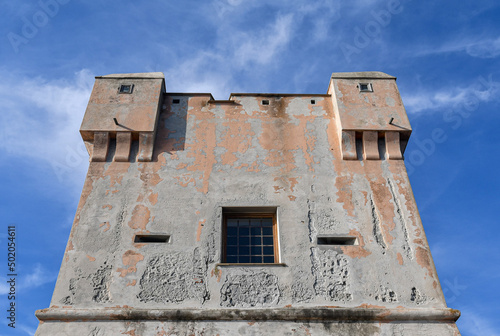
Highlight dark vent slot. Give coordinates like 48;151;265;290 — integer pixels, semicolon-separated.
355;132;363;160
317;236;357;245
262;100;269;105
172;99;180;104
134;234;170;243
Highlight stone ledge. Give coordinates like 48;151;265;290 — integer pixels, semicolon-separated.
331;71;396;79
36;307;460;323
98;72;165;79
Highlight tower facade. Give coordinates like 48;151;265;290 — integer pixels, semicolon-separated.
35;72;461;335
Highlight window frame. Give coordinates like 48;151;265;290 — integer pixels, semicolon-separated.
118;84;134;94
222;212;279;264
358;82;373;92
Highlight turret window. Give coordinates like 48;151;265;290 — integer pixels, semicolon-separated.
359;83;373;92
119;84;134;94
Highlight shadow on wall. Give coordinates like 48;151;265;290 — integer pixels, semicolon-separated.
102;96;188;163
153;95;188;159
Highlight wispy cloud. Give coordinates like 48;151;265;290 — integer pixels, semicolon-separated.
17;323;36;336
0;69;93;189
211;0;341;21
161;0;343;98
459;309;500;336
415;36;500;59
162;51;233;99
0;321;36;336
402;75;500;114
0;263;55;295
161;12;296;98
466;37;500;59
233;14;295;66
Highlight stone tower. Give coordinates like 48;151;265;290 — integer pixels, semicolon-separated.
35;72;461;335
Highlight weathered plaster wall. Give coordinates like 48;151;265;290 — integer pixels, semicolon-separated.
36;72;460;335
36;320;461;336
80;73;164;139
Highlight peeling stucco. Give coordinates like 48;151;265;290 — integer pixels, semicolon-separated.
36;72;459;336
220;272;280;307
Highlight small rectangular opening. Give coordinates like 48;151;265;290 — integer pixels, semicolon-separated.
172;99;180;104
310;99;316;104
317;236;357;245
262;100;269;105
119;84;134;94
359;83;373;92
134;234;170;243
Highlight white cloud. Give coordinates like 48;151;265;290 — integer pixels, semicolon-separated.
402;75;500;114
17;323;36;336
415;37;500;59
0;263;55;295
291;61;321;92
0;69;93;189
160;0;343;98
311;18;330;42
458;309;500;336
21;263;56;291
0;321;36;336
466;37;500;58
211;0;258;18
211;0;341;20
163;51;233;99
233;13;295;66
161;12;297;98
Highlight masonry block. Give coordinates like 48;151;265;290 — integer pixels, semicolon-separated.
91;132;109;162
341;131;357;160
385;131;403;160
114;132;132;162
138;132;154;162
363;131;379;160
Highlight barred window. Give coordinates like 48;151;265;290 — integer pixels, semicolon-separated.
223;213;278;264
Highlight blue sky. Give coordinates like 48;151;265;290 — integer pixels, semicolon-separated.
1;0;499;335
